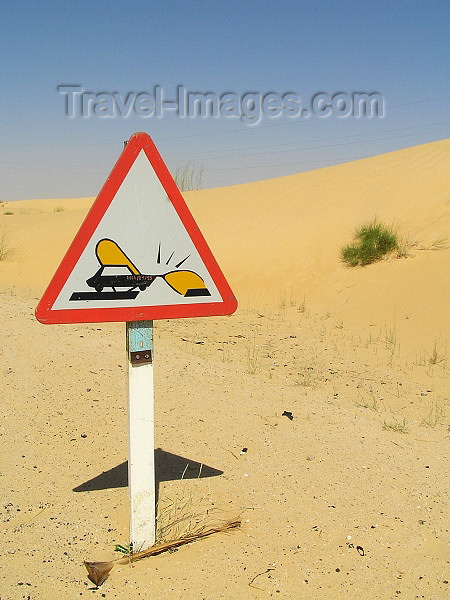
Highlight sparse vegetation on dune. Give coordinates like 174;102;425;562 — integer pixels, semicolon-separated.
172;163;204;191
0;225;11;260
341;219;400;266
382;416;410;434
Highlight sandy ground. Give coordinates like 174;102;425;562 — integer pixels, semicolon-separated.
0;140;448;599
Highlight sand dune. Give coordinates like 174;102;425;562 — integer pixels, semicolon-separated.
1;139;448;358
185;139;449;354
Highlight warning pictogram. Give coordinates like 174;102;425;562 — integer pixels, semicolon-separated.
69;238;211;301
35;132;237;324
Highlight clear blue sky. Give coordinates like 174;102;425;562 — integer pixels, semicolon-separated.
1;0;448;200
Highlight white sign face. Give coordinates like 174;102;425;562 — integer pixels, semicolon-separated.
35;132;237;324
52;151;222;310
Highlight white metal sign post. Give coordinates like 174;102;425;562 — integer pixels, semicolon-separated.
35;132;237;555
127;320;155;550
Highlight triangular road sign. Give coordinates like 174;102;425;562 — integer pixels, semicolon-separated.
36;132;237;324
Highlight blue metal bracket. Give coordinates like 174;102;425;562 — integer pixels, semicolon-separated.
127;320;153;364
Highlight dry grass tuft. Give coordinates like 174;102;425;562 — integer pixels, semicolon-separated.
0;226;11;261
382;416;409;434
173;163;204;191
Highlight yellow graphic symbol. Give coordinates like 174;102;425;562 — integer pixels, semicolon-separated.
96;239;140;275
164;271;208;296
84;238;211;298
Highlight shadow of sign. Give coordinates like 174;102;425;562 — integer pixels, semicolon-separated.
73;447;223;493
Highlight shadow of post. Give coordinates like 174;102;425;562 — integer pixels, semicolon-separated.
73;448;223;504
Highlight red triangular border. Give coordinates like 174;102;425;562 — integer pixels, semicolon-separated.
35;132;237;324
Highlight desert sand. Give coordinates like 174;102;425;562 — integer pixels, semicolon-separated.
0;139;448;599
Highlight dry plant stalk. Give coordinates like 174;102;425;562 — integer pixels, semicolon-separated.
84;519;241;586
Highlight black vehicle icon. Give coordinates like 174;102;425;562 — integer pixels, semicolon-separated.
86;265;154;293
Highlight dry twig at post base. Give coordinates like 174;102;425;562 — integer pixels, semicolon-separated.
84;519;241;586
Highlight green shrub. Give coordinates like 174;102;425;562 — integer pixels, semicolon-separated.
341;220;399;267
